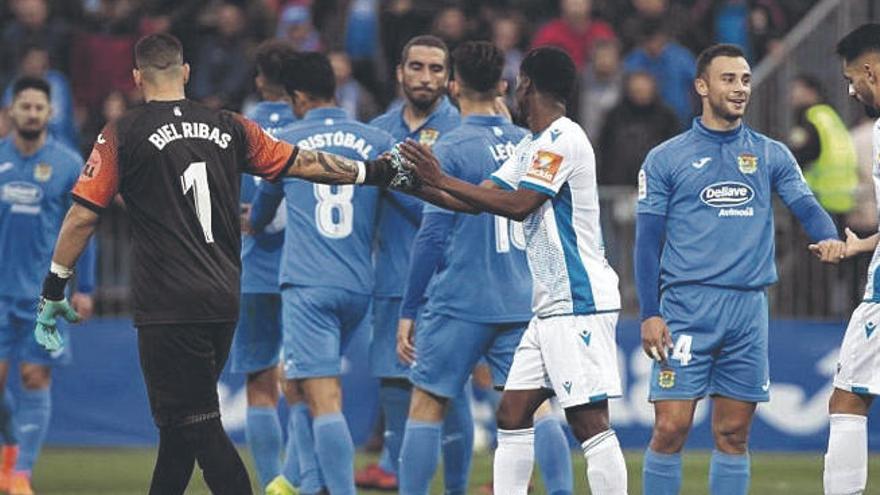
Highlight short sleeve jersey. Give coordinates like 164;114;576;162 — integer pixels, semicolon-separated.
271;107;392;293
0;137;83;300
636;118;813;290
73;99;296;325
491;116;621;317
240;101;297;294
863;117;880;301
424;115;532;323
369;97;460;297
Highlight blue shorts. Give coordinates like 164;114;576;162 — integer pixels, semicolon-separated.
230;293;282;374
650;285;769;403
0;297;71;366
409;308;527;399
282;285;370;379
369;297;409;379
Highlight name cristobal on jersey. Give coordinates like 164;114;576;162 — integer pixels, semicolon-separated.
491;116;620;318
240;101;296;294
426;114;533;323
637;117;814;291
257;107;394;294
369;97;460;297
863;117;880;302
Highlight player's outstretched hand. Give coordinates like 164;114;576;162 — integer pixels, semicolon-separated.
34;297;79;352
641;316;672;363
397;318;416;365
399;139;443;187
808;238;846;264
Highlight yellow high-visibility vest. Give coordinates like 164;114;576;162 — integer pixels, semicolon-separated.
803;104;858;213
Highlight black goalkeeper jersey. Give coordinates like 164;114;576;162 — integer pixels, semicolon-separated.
73;99;296;325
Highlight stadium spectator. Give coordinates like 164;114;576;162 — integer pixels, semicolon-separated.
191;2;253;110
531;0;615;71
623;18;697;127
617;0;697;53
2;43;78;149
330;50;380;122
70;0;140;111
276;4;322;51
579;38;623;139
0;0;72;87
432;5;469;54
492;13;525;112
786;74;858;215
378;1;437;100
598;71;679;186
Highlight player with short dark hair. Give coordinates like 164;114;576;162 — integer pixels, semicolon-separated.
33;33;412;495
0;75;96;495
400;45;628;494
359;34;470;491
231;38;299;493
249;50;394;495
395;40;574;495
823;23;880;495
635;43;844;494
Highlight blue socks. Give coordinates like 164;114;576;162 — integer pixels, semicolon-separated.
709;450;750;495
441;393;473;495
288;402;322;493
245;406;282;488
535;416;573;495
399;420;442;495
643;448;682;495
313;412;355;495
15;388;50;472
378;382;411;474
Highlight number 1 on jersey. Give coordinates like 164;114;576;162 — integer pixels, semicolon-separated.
181;162;214;243
495;216;526;253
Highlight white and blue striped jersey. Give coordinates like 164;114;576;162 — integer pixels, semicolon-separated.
864;117;880;302
491;116;620;317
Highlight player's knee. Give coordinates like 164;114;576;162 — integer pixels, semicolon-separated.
828;388;872;416
20;365;50;390
496;399;532;431
651;417;690;453
245;368;280;407
712;422;750;454
408;387;446;422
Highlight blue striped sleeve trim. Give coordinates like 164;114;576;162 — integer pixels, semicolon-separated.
490;175;515;190
519;180;556;197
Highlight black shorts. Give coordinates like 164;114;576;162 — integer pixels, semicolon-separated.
137;322;235;427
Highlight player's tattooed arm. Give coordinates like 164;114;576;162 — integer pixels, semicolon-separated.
286;148;362;184
52;204;101;270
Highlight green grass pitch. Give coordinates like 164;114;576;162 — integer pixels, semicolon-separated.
26;448;880;494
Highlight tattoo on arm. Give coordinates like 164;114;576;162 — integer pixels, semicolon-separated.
289;149;360;184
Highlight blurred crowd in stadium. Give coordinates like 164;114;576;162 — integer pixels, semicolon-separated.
0;0;822;180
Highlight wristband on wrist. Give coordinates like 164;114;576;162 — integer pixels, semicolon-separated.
42;272;69;301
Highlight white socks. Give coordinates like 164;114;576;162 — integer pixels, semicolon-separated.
824;414;867;495
494;428;535;495
582;429;628;495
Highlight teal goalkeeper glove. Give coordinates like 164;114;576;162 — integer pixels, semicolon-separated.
34;297;79;352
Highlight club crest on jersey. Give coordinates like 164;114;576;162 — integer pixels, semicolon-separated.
33;163;52;182
658;369;675;389
418;129;439;146
737;152;758;174
526;150;563;184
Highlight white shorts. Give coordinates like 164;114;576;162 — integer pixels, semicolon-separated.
834;302;880;395
504;312;622;409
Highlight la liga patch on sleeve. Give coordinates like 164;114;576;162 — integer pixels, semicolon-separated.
526;150;563;184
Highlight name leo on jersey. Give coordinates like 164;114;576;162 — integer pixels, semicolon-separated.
296;132;373;160
489;142;517;162
148;122;232;151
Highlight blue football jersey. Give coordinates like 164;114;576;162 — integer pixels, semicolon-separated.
240;101;296;293
637;118;813;290
424;115;532;323
258;107;393;293
0;137;85;300
370;97;460;297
